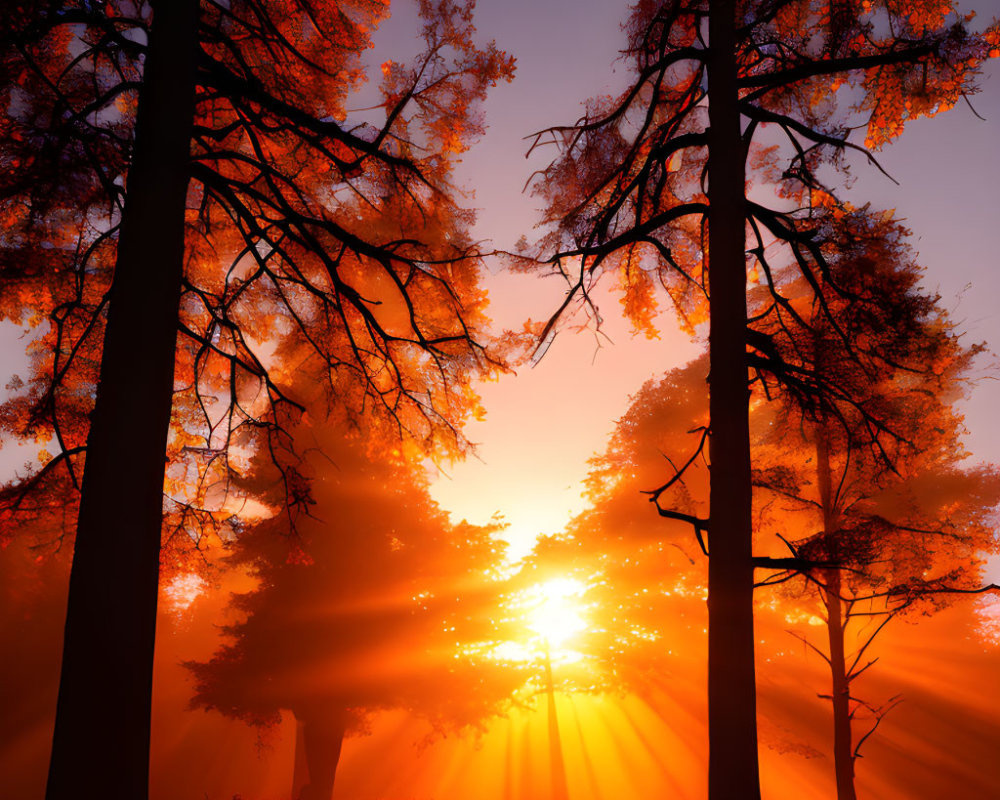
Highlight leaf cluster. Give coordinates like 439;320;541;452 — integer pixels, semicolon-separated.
0;0;515;557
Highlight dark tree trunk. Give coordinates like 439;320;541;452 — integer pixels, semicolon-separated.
706;2;761;799
295;705;348;800
815;431;858;800
823;570;858;800
45;3;199;799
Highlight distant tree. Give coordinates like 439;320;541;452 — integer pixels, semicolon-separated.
562;356;711;682
565;330;995;799
0;3;513;798
749;208;1000;800
187;425;523;800
778;463;999;800
528;2;998;796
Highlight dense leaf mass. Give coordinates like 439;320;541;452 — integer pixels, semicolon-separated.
187;427;521;734
530;0;998;364
0;0;514;554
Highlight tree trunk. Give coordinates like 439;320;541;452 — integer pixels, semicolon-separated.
292;718;310;800
815;430;858;800
295;705;349;800
45;3;199;799
706;2;760;799
823;569;858;800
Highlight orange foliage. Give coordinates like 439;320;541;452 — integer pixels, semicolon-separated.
530;0;996;347
0;0;514;564
186;423;522;737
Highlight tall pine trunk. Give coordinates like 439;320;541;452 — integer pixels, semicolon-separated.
706;2;760;798
45;2;199;799
295;705;348;800
815;429;858;800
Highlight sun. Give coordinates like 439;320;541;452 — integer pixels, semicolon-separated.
471;576;593;666
524;578;588;649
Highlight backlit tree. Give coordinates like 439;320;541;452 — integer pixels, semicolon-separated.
0;2;513;798
187;425;522;800
750;208;1000;800
528;2;998;796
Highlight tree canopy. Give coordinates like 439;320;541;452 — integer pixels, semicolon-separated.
187;423;524;799
0;2;998;799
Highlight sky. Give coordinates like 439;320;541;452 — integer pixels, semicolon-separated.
346;0;679;556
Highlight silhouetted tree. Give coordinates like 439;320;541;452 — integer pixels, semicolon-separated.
187;424;523;800
0;3;513;798
528;3;997;795
749;208;1000;800
784;463;999;800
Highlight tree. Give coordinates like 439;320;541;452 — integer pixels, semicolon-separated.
187;424;522;800
527;2;997;796
783;463;999;800
749;207;1000;800
0;3;513;798
558;356;712;686
564;301;995;797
